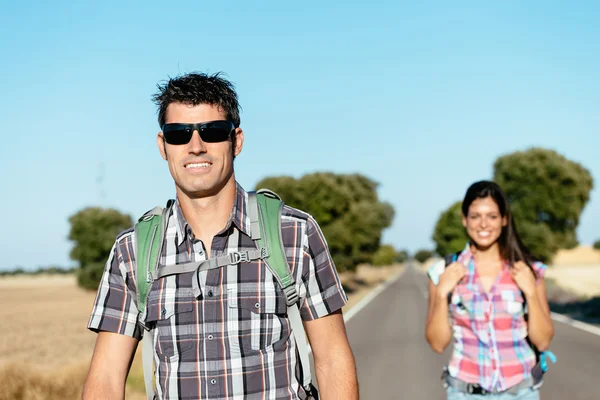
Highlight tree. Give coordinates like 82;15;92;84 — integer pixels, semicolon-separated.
414;249;433;264
68;207;133;289
372;245;398;266
432;201;469;257
494;148;593;251
256;172;394;272
395;250;409;263
594;240;600;251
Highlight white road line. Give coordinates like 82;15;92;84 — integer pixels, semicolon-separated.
344;267;407;323
550;312;600;337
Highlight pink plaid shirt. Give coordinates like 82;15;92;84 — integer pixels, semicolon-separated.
428;244;547;392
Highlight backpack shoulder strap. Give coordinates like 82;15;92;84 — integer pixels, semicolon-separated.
248;189;315;396
249;189;296;299
444;251;461;267
444;251;462;304
134;206;166;320
134;201;172;400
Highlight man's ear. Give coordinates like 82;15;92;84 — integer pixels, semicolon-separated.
157;132;168;160
233;128;244;157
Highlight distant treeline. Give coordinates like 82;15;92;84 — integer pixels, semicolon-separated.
0;266;75;277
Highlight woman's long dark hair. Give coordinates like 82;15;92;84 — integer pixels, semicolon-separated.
462;180;536;267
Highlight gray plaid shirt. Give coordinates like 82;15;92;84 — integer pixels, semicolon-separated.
88;183;347;399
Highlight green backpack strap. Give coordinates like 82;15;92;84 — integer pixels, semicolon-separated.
250;190;297;304
134;202;172;400
134;206;166;320
248;189;315;395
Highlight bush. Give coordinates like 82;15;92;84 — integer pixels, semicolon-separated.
77;262;105;291
594;240;600;251
372;245;398;266
414;249;433;263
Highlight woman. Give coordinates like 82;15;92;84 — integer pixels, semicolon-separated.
425;180;555;399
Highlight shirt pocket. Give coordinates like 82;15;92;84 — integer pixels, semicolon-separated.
227;285;290;354
501;290;525;316
145;281;195;360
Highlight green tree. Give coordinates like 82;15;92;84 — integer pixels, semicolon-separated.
414;249;433;263
594;240;600;251
396;250;409;263
494;148;593;251
68;207;133;289
432;201;469;257
516;221;557;263
256;172;394;272
372;245;398;266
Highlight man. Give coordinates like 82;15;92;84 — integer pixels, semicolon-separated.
82;72;359;400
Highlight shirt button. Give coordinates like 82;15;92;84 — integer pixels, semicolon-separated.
161;308;167;316
207;291;214;297
211;379;217;385
207;335;214;340
254;302;260;309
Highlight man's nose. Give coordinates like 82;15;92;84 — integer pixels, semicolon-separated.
187;130;207;154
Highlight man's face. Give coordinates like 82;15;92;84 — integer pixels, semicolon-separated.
157;103;244;199
462;196;507;250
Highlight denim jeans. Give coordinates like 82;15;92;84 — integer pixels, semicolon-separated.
446;386;540;400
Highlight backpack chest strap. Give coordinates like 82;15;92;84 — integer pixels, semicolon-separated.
154;248;268;280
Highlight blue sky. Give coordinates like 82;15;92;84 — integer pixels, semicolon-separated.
1;1;598;270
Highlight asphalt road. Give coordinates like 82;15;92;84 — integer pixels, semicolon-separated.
344;265;600;400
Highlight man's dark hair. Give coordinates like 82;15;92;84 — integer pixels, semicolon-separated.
152;72;241;128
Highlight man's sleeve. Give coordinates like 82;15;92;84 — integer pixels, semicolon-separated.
299;216;348;321
87;234;142;340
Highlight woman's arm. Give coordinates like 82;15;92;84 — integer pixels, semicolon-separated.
425;262;464;353
512;262;554;351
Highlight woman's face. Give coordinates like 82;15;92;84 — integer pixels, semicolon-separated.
463;196;507;250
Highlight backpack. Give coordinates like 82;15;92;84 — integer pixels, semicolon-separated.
134;189;317;400
443;252;556;387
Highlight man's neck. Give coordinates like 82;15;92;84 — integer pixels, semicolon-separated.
177;177;237;252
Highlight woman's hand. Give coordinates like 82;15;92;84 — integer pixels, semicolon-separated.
511;261;537;297
436;262;465;299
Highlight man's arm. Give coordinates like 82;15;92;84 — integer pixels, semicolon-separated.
304;309;359;400
82;331;139;400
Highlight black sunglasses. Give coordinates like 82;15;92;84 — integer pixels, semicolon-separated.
162;120;235;145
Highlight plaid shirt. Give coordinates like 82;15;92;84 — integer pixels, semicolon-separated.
428;244;547;392
88;183;347;399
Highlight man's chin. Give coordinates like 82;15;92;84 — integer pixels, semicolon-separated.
177;176;234;200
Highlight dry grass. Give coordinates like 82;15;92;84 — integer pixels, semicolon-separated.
0;275;146;399
0;361;88;400
545;265;600;297
551;245;600;266
0;266;401;399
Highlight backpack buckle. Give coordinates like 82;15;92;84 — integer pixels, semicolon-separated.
260;247;269;259
230;251;250;264
283;285;299;306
